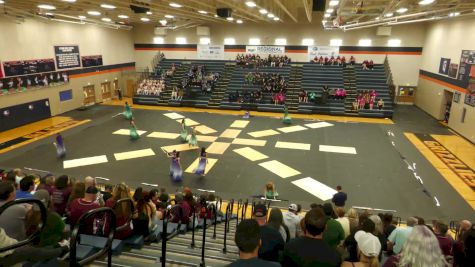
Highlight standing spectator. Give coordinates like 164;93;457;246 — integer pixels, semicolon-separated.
267;208;290;242
331;185;347;207
383;225;448;267
101;184;113;203
15;175;35;199
369;214;387;259
342;230;381;267
433;220;452;257
0;181;29;241
322;203;345;249
69;186;101;232
387;217;417;254
335;207;350;238
382;213;397;238
228;219;281;267
282;207;341;267
453;225;475;267
347;208;359;233
51;175;72;216
283;204;301;239
253;204;284;262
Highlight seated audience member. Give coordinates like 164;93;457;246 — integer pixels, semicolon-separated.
66;181;85;216
382;213;397;238
0;181;30;241
331;185;347;207
51;175;72;216
377;99;384;110
32;189;65;247
347;208;359;233
149;189;159;207
133;191;160;241
267;208;291;242
350;56;356;65
322;203;345;249
383;225;448;267
362;60;369;70
368;214;387;259
105;183;134;240
158;187;170;209
253;204;284;262
69;186;101;233
16;175;35;199
453;224;475;267
368;60;374;70
433;220;452;257
283;204;301;239
342;230;381;267
37;174;55;195
387;216;417;254
0;226;68;267
228;219;281;267
298;89;308;103
84;176;104;206
101;184;113;202
344;214;373;262
335;207;350;238
282;207;341;267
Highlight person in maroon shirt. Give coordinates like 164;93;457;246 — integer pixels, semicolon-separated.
105;184;134;240
69;186;100;234
433;221;453;257
51;175;72;216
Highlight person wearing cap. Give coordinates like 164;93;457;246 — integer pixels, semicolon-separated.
283;204;301;239
228;219;281;267
32;189;66;247
253;203;285;262
282;207;341;267
342;230;381;267
69;186;101;232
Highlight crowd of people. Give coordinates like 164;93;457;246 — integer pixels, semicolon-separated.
1;168;473;267
236;54;291;68
353;90;385;111
181;65;220;96
311;55;355;66
298;86;347;104
229;72;288;104
136;79;165;96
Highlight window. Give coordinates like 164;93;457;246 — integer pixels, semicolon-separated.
176;37;187;44
302;38;314;46
388;39;401;46
275;38;287;45
358;39;372;46
224;38;236;45
249;38;260;45
153;37;164;44
199;37;210;45
330;39;342;46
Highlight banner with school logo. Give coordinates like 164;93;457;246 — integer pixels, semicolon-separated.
245;46;285;55
197;45;225;60
308;46;340;61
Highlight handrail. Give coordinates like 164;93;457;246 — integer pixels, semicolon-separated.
242;199;248;222
228;199;234;233
222;202;231;254
190;204;196;248
0;199;47;253
112;198;134;233
70;207;116;267
213;202;218;239
160;208;170;267
236;199;242;229
200;203;208;267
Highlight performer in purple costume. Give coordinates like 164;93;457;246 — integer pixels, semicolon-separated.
54;133;66;158
194;147;208;177
167;150;183;182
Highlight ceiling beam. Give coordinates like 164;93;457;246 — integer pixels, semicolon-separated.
184;0;259;23
302;0;312;23
273;0;298;22
215;0;267;22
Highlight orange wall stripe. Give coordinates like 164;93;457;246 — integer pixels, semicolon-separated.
69;66;135;79
419;74;468;93
340;51;422;55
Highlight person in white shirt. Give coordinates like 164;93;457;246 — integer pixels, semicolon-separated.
283;203;301;239
335;207;350;238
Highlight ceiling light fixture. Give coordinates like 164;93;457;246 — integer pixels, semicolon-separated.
62;0;77;2
245;1;257;7
259;9;268;14
100;4;116;9
101;18;111;22
146;11;152;15
226;17;234;21
418;0;435;5
236;19;243;24
329;0;339;7
165;14;174;19
141;17;150;22
159;19;167;25
384;12;394;17
326;9;334;13
87;11;101;16
198;10;207;14
448;12;460;17
78;15;86;19
169;3;182;8
396;8;408;13
118;15;128;19
0;0;4;4
375;17;380;20
273;17;279;21
324;13;331;18
267;13;275;18
38;4;56;10
45;12;54;16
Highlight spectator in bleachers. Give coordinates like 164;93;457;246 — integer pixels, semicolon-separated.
37;174;55;195
136;79;165;96
387;216;417;254
15;175;35;199
383;225;448;267
378;99;384;110
335;207;350;238
347;208;360;233
253;204;284;262
134;191;160;242
69;186;101;233
105;183;134;240
433;220;452;257
0;181;30;241
101;184;113;203
308;91;317;103
236;54;291;68
283;204;301;239
177;88;184;101
350;56;356;65
332;185;347;207
344;214;373;262
342;230;381;267
229;219;281;267
282;207;341;267
369;214;386;260
66;181;85;217
84;176;104;206
298;89;308;103
322;203;345;249
31;189;65;247
453;223;475;267
267;208;291;242
382;213;397;239
368;60;374;70
51;175;72;216
158;187;169;209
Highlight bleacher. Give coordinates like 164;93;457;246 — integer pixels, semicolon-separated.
169;60;226;108
354;64;394;118
220;66;291;112
298;63;345;115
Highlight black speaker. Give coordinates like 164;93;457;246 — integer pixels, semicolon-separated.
130;5;150;13
313;0;326;11
216;8;232;18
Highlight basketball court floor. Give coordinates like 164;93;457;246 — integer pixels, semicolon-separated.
0;101;473;221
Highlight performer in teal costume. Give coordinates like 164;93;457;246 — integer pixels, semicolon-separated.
283;105;292;124
180;118;188;142
188;127;198;147
123;101;133;120
129;119;139;140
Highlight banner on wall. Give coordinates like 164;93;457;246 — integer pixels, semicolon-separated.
438;58;450;75
0;61;3;78
2;59;56;77
457;50;475;82
197;45;225;60
245;45;285;55
307;46;340;61
81;55;103;67
54;45;81;69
